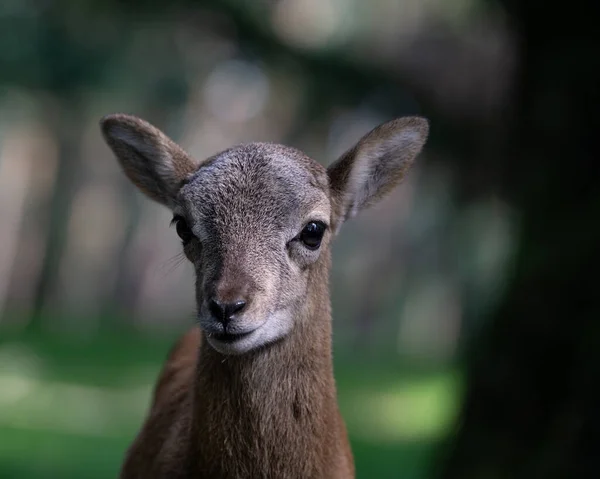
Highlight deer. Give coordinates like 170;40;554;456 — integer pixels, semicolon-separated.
100;112;429;479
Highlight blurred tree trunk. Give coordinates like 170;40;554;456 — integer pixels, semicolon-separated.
30;105;84;326
441;1;600;477
101;186;142;321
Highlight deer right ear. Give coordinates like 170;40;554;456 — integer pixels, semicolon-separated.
100;114;198;208
327;116;429;232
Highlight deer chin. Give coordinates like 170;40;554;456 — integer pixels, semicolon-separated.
202;309;294;355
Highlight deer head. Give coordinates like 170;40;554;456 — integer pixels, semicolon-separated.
101;114;428;355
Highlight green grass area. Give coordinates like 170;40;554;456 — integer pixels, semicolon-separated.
0;328;461;478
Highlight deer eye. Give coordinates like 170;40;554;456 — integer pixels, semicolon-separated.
171;216;194;243
299;221;326;250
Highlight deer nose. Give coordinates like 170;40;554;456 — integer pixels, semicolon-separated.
208;298;247;325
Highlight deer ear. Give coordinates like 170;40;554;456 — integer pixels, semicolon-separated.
100;114;197;208
327;116;429;231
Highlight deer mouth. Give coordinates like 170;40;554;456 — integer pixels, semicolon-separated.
212;330;253;343
201;311;290;355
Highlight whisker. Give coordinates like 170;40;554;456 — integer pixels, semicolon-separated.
157;252;186;277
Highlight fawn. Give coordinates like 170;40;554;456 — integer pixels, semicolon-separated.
101;113;429;478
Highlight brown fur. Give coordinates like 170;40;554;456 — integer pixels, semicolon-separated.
100;113;428;479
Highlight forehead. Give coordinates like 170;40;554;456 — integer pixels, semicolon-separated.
178;143;330;226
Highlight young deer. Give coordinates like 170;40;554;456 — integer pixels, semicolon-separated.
100;113;429;479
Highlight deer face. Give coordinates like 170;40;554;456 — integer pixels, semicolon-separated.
176;144;332;354
101;114;428;355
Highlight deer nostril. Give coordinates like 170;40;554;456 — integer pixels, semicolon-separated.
208;298;247;324
228;300;247;316
208;299;224;320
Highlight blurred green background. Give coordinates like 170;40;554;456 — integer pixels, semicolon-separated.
0;0;596;478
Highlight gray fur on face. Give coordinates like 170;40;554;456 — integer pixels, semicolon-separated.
176;143;332;354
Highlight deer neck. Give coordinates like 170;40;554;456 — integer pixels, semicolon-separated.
190;253;340;477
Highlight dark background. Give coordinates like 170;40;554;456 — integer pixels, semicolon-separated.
0;0;597;478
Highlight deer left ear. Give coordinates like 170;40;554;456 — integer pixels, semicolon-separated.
100;114;199;209
327;116;429;231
